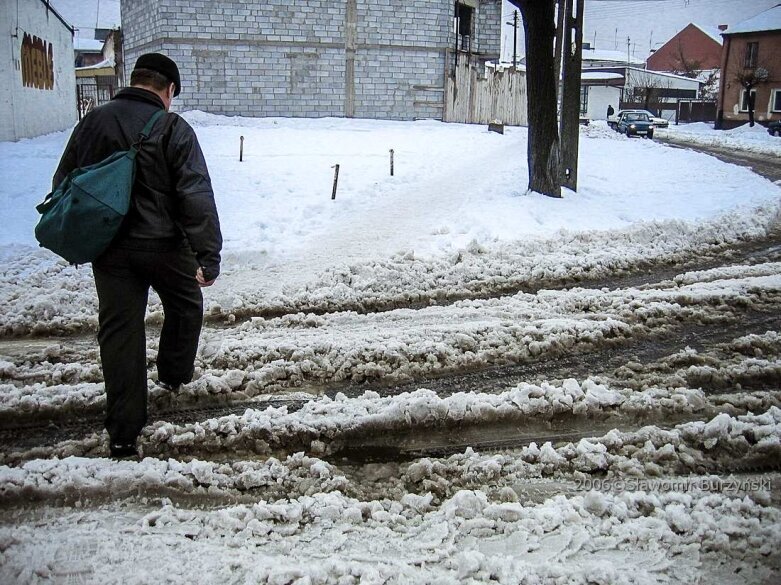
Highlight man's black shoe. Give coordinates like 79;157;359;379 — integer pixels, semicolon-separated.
158;380;181;392
109;442;138;459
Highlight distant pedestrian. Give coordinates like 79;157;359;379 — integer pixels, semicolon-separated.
607;104;615;119
52;53;222;459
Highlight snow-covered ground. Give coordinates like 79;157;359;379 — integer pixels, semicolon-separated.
657;121;781;157
2;115;781;583
2;115;781;335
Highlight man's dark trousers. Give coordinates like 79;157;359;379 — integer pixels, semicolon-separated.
92;240;203;443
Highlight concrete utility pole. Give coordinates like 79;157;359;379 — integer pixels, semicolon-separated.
506;10;519;68
554;0;567;105
559;0;584;191
626;36;631;65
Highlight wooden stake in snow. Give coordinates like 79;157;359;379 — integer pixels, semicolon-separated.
239;136;244;162
389;149;394;176
331;164;340;200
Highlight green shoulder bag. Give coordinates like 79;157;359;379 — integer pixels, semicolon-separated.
35;109;166;264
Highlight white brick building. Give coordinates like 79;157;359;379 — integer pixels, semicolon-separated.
120;0;501;120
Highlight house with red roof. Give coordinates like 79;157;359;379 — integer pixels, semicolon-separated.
646;23;723;75
717;3;781;129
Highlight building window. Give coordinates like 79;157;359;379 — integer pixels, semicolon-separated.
772;89;781;113
580;85;588;115
740;89;757;112
744;42;758;68
455;2;474;53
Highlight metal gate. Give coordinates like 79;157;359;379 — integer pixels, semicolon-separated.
76;76;118;119
677;100;717;124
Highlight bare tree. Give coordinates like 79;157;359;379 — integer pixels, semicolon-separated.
509;0;561;198
668;39;718;100
670;38;702;78
735;66;769;127
627;70;674;114
698;70;719;100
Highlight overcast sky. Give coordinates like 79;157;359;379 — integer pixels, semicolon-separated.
47;0;778;65
500;0;779;62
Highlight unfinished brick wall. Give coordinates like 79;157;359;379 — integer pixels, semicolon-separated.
121;0;501;120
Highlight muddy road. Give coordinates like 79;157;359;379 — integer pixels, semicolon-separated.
658;135;781;183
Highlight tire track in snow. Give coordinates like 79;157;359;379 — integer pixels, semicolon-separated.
2;289;780;435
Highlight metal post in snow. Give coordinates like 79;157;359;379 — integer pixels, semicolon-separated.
389;149;394;176
331;164;340;200
239;136;244;162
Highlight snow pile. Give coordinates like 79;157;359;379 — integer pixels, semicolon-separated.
393;411;781;497
659;122;781;156
5;209;778;336
582;119;624;140
0;452;347;504
2;405;779;583
674;262;781;286
0;381;105;418
189;270;781;394
141;381;708;458
128;487;776;582
0;379;707;463
612;330;781;396
3;478;777;583
4;387;778;476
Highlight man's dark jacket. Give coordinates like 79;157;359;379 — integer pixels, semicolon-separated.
53;88;222;281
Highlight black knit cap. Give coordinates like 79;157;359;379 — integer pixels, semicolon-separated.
134;53;181;97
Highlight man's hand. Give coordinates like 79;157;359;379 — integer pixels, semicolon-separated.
196;267;216;287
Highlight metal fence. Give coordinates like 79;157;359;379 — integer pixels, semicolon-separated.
676;100;717;124
76;77;119;119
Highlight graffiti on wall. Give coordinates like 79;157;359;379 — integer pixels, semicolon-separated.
21;33;55;90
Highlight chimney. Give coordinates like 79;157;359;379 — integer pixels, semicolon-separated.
718;24;728;31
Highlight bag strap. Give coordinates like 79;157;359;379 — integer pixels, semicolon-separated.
134;109;167;145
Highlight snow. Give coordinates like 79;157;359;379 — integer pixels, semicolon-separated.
2;409;780;582
3;111;781;582
2;114;781;336
3;484;776;583
581;72;623;81
724;3;781;35
75;58;116;72
691;23;725;45
658;122;781;157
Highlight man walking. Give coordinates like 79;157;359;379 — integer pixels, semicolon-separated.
53;53;222;458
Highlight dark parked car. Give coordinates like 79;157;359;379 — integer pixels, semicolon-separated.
607;109;668;129
769;121;781;137
615;111;655;138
